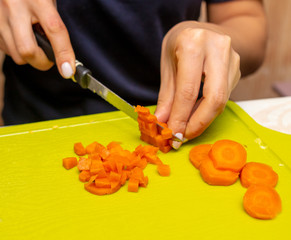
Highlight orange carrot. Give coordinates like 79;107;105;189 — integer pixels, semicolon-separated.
189;144;212;169
128;178;139;192
243;184;282;219
77;157;91;171
94;177;111;188
74;142;87;156
63;157;78;170
161;128;172;139
157;164;171;176
86;141;99;154
240;162;278;188
199;157;239;186
84;183;111;195
209;139;247;172
79;170;91;182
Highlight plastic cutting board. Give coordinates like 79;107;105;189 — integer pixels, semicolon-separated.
0;101;290;240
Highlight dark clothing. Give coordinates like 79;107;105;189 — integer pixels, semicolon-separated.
3;0;232;125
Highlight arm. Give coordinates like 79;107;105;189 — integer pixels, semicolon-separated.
155;0;267;146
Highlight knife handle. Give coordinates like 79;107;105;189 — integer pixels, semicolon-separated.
33;24;91;89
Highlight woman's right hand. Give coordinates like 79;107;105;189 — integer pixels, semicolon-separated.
0;0;75;78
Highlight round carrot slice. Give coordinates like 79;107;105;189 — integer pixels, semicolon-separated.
199;157;239;186
189;144;212;169
209;139;247;172
243;185;282;219
240;162;278;188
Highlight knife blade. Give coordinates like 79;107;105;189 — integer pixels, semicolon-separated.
33;25;185;143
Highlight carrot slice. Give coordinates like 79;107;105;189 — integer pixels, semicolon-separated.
86;142;99;154
95;178;111;188
199;157;239;186
63;157;78;170
240;162;278;188
84;183;111;195
74;142;87;156
209;139;247;172
243;184;282;219
77;157;92;171
189;144;212;169
157;164;171;176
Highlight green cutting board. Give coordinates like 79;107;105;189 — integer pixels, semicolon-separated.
0;101;290;240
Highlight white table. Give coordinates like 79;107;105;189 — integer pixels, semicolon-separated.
236;97;291;135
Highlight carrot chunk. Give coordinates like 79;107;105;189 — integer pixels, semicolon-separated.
189;144;212;169
63;157;78;170
77;157;92;171
243;185;282;219
209;139;247;172
79;170;91;182
84;183;111;195
74;142;87;156
199;157;239;186
157;164;171;176
240;162;278;188
128;178;139;192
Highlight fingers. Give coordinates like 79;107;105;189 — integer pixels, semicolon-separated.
35;2;75;78
185;35;240;140
166;28;205;136
0;0;75;78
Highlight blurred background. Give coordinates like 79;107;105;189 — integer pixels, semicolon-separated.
0;0;290;125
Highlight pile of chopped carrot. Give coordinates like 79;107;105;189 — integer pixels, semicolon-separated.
189;139;282;220
135;105;172;153
63;141;171;195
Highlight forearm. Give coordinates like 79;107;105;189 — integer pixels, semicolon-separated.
207;0;267;76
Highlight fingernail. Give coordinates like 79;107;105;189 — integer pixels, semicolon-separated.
171;132;183;150
61;62;73;79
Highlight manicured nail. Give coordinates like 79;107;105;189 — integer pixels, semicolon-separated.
61;62;73;79
171;133;183;150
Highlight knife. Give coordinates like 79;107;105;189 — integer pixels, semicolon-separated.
33;25;190;143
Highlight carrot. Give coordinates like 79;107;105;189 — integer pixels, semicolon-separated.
79;170;91;182
199;157;239;186
84;183;111;195
243;184;282;219
161;128;172;139
63;157;78;170
209;139;247;172
240;162;278;188
74;142;87;156
77;157;91;171
86;141;99;154
128;178;139;192
189;144;212;169
157;164;171;176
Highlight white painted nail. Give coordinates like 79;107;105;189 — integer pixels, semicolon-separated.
171;132;183;150
61;62;73;79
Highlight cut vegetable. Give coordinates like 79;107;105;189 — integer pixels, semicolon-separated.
243;184;282;219
240;162;278;188
63;157;78;170
157;164;171;176
209;139;247;172
199;157;239;186
189;144;212;169
74;142;87;156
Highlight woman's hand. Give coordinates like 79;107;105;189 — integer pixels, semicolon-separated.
155;21;241;147
0;0;75;78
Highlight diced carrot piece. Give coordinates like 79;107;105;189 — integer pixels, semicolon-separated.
135;105;150;115
139;176;149;188
240;162;278;188
90;159;104;175
243;185;282;219
84;183;111;195
107;141;123;151
86;142;99;154
111;181;121;193
128;178;139;192
130;167;144;181
74;142;86;156
144;153;162;165
189;144;212;169
209;139;247;172
136;158;148;169
95;178;111;188
88;175;98;185
159;145;172;153
120;171;128;185
109;171;121;182
63;157;78;170
199;157;239;186
161;128;172;139
79;170;91;182
77;157;92;171
157;164;171;176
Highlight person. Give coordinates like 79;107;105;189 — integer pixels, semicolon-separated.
0;0;266;148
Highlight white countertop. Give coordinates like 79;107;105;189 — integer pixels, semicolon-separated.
236;97;291;135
